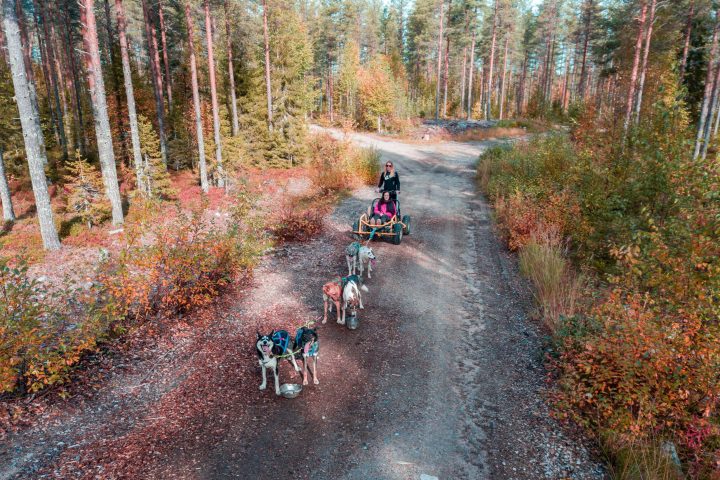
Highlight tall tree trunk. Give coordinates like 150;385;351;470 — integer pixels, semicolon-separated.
157;0;172;111
435;0;443;121
262;0;273;131
517;53;527;115
485;0;498;119
141;0;168;166
577;0;593;99
499;33;509;119
460;44;467;116
634;0;656;124
81;0;123;225
562;47;571;112
224;0;239;136
679;0;695;82
0;146;15;222
15;0;35;94
700;57;720;159
116;0;146;196
0;15;7;63
15;0;45;163
442;35;450;118
103;0;128;167
34;9;59;146
327;67;334;122
2;0;60;249
61;5;87;156
713;80;720;137
694;14;720;159
47;2;70;153
183;0;208;192
204;0;225;187
466;27;476;120
623;0;647;136
37;0;68;160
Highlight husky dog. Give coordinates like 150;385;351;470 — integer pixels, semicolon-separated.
322;275;369;325
256;330;301;395
357;245;377;279
345;241;361;275
294;326;319;385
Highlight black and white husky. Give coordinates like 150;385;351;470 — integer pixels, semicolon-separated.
256;330;300;396
295;326;320;385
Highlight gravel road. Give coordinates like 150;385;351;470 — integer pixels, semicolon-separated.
0;131;605;479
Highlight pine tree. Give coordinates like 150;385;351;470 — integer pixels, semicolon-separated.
81;0;124;225
2;0;60;249
63;151;110;228
138;115;175;199
0;60;19;222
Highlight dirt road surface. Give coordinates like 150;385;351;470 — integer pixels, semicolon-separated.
1;131;605;479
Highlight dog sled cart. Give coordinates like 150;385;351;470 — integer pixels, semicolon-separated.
352;192;411;245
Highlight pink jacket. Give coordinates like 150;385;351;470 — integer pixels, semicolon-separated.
374;200;396;217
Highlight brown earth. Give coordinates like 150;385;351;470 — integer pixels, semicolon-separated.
0;130;605;479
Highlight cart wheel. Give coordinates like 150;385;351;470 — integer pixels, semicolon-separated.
402;215;411;235
392;223;403;245
352;220;362;241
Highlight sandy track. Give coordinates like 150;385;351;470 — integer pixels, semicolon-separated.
1;131;604;479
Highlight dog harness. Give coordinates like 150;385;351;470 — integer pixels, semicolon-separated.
295;328;319;357
346;242;360;257
271;330;291;356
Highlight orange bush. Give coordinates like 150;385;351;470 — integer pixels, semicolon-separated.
268;199;325;242
100;209;246;321
0;258;121;394
554;290;720;468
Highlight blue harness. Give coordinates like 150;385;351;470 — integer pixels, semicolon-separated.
271;330;291;356
346;242;360;257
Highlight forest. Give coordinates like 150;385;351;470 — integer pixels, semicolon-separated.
1;0;720;478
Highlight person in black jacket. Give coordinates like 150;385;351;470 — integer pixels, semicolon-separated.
377;161;400;200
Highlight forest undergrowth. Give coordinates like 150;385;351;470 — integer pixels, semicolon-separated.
478;89;720;478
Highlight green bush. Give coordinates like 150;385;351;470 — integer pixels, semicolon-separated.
350;147;381;185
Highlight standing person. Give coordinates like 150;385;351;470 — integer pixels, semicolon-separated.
377;160;400;200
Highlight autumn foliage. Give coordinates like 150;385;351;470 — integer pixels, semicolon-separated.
478;97;720;474
0;201;262;396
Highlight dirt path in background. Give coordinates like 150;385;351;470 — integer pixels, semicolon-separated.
0;131;605;479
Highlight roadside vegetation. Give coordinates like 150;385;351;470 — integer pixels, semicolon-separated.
478;83;720;477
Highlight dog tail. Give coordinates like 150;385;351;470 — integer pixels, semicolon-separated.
360;284;369;292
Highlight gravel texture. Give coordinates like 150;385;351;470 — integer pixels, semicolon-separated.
0;130;606;479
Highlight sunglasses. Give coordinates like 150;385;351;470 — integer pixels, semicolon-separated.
385;164;393;167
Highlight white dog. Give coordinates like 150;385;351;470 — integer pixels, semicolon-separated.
346;242;377;280
323;275;368;324
357;245;377;279
341;275;368;324
346;241;361;275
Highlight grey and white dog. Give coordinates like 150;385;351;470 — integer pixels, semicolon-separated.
346;242;377;279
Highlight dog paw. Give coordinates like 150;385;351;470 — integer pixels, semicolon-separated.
275;390;281;396
259;384;266;390
313;378;320;385
303;378;309;386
